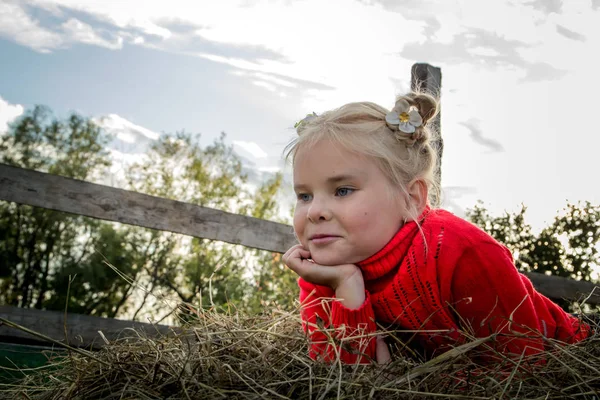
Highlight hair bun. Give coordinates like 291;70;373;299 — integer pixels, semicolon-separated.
405;92;439;126
387;92;439;146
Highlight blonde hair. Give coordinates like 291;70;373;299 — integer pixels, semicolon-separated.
285;92;441;221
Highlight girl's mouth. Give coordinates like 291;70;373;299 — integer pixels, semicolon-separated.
309;235;340;245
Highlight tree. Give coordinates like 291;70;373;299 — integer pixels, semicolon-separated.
0;106;123;310
0;106;295;319
466;201;600;309
43;223;140;317
244;173;298;313
120;132;295;321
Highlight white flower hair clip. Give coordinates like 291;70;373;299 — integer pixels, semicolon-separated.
385;99;423;134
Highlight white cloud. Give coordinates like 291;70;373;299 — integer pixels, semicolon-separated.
4;0;600;233
6;0;425;110
95;114;160;142
0;1;63;52
61;18;123;50
28;0;173;39
233;140;268;159
0;2;124;52
252;80;277;92
0;96;24;135
92;116;160;187
107;148;149;176
253;72;296;88
468;46;501;57
258;166;281;173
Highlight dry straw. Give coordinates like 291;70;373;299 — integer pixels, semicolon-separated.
0;305;598;400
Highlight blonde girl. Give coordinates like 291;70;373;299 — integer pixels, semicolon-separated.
283;93;589;364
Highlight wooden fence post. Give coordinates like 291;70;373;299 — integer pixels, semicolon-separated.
411;63;443;204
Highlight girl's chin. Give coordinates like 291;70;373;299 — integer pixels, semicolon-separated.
309;251;356;266
307;243;369;266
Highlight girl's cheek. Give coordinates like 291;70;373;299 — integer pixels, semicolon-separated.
355;212;379;232
292;217;309;248
292;207;305;230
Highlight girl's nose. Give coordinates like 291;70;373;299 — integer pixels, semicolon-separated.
307;198;332;223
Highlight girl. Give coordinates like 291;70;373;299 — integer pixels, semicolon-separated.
283;92;589;364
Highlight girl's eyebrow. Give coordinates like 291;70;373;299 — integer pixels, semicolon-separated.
326;173;362;184
293;183;308;192
294;171;366;191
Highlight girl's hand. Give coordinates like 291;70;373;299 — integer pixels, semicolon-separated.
376;335;392;365
282;244;360;290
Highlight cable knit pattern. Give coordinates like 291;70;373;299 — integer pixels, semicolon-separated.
299;207;590;364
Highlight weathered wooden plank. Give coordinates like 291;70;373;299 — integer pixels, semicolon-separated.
0;306;174;349
0;163;298;253
0;273;597;351
0;164;598;305
524;272;600;306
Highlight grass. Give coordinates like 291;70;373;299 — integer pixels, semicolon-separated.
0;304;598;399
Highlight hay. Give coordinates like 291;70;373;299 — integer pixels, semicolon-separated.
0;308;598;400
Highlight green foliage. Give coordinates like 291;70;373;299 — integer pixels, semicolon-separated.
0;106;116;309
0;106;297;320
123;132;297;319
0;106;110;179
466;201;600;282
466;201;600;310
44;223;135;316
245;173;298;313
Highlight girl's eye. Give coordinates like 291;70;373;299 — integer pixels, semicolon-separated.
336;187;354;197
297;193;312;202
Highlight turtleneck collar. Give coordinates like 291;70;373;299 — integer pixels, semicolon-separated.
358;206;431;281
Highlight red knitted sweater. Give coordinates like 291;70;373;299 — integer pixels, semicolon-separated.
299;207;589;364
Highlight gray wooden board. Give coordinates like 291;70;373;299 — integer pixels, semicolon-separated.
0;164;598;305
0;306;175;349
0;163;298;253
524;272;600;305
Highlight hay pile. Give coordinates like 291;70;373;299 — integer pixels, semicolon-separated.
0;307;598;400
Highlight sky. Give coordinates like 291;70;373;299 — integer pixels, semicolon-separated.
1;0;599;232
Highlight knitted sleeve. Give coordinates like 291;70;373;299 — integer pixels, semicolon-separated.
451;241;547;358
518;274;590;343
298;278;377;364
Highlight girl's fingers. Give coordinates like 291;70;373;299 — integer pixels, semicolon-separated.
282;245;311;273
283;245;305;261
282;245;359;288
283;244;307;258
295;247;311;260
282;245;335;286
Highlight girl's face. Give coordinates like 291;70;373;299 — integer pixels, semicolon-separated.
293;139;408;266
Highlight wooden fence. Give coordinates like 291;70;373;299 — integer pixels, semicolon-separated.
0;63;598;350
0;162;599;348
0;305;174;349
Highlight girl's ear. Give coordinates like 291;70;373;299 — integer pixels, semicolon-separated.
406;179;428;215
